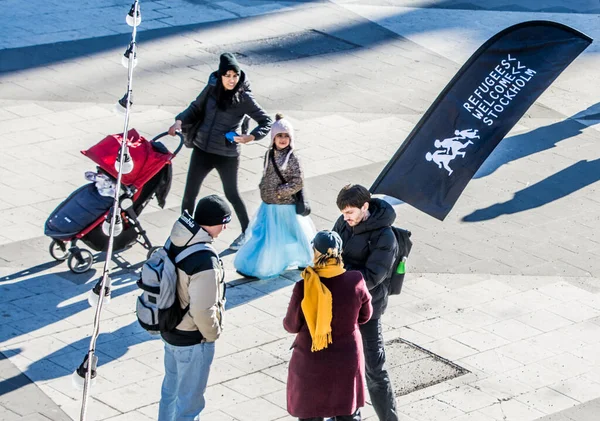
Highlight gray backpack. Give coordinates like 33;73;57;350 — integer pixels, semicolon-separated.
136;240;217;335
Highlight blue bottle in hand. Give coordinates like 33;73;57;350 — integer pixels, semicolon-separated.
225;132;239;143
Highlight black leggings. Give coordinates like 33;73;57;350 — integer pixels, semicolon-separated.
181;148;249;232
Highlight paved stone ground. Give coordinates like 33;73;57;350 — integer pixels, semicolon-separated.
0;353;71;420
1;0;600;420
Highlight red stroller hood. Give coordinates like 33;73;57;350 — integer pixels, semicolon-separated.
81;129;173;189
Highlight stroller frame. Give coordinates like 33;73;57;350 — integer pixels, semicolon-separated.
48;131;183;273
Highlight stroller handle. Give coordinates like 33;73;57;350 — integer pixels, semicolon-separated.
151;131;184;156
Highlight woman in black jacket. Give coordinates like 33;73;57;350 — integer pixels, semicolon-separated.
169;53;272;250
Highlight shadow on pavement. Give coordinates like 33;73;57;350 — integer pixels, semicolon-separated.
6;0;586;75
0;253;295;395
475;102;600;179
0;1;330;74
463;158;600;222
0;260;64;282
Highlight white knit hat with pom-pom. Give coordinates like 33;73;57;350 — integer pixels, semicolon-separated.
265;113;294;173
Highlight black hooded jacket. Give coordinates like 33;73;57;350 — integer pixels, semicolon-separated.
176;71;272;157
333;198;398;319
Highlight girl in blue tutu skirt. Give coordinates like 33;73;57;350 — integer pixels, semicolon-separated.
234;113;315;279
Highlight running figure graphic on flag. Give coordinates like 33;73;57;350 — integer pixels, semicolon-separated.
425;129;478;175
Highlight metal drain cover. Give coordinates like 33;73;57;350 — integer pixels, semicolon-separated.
386;338;469;396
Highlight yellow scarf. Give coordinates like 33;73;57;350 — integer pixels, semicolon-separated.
301;260;346;352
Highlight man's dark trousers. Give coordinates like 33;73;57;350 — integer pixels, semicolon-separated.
360;317;398;421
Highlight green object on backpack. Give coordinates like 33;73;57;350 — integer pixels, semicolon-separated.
389;227;412;295
396;257;406;275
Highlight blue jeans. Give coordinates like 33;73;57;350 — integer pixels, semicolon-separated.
158;341;215;421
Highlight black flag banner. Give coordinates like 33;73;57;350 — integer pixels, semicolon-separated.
370;21;592;221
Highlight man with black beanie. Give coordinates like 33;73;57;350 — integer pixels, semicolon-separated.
158;194;231;421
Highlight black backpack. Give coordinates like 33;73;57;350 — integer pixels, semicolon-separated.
389;227;412;295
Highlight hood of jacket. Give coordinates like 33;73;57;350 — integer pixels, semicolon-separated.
353;198;396;235
168;215;214;248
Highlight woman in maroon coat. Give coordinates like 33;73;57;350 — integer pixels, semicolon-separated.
284;230;373;421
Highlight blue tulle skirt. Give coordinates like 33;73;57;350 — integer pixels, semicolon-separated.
234;203;315;279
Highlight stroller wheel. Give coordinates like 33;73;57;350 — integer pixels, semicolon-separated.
146;246;162;260
49;240;70;261
68;249;94;274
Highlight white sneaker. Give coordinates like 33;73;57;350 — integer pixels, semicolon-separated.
229;233;246;251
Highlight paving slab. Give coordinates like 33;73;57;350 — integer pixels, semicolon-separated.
0;353;70;421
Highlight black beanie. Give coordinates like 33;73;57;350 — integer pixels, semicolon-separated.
218;52;241;76
193;195;232;226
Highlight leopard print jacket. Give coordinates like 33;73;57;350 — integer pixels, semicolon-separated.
259;147;303;205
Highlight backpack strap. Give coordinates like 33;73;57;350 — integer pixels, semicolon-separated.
167;242;218;323
174;242;218;264
270;150;288;184
164;239;218;262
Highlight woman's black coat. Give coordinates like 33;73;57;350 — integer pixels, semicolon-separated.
176;71;272;157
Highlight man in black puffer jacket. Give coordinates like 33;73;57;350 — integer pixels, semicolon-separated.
333;184;399;421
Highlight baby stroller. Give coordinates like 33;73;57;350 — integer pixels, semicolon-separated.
45;129;183;273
